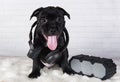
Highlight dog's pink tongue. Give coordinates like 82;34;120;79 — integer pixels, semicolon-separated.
47;36;57;51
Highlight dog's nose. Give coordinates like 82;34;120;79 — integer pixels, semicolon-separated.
49;28;57;35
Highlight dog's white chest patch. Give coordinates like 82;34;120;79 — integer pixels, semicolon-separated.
41;60;54;68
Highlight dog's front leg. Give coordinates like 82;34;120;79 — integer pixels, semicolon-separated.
60;50;75;75
28;58;44;78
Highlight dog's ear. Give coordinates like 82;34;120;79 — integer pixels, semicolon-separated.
56;7;70;19
30;7;43;20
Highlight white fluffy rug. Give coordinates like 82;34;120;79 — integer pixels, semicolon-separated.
0;56;120;82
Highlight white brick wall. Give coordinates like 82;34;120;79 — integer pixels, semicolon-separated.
0;0;120;58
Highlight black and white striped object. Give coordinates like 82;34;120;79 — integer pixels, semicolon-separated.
69;55;116;80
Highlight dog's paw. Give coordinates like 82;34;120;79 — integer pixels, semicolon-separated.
28;71;40;78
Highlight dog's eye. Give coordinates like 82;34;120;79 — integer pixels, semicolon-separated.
56;17;62;23
40;18;47;24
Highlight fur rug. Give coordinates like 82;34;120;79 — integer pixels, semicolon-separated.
0;56;119;82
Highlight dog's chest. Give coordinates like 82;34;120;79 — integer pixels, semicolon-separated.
41;60;55;68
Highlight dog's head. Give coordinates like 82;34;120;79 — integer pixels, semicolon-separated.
30;6;70;50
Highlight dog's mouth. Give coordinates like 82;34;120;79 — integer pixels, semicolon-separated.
43;34;58;51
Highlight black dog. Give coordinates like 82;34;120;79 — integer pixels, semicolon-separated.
27;6;73;78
